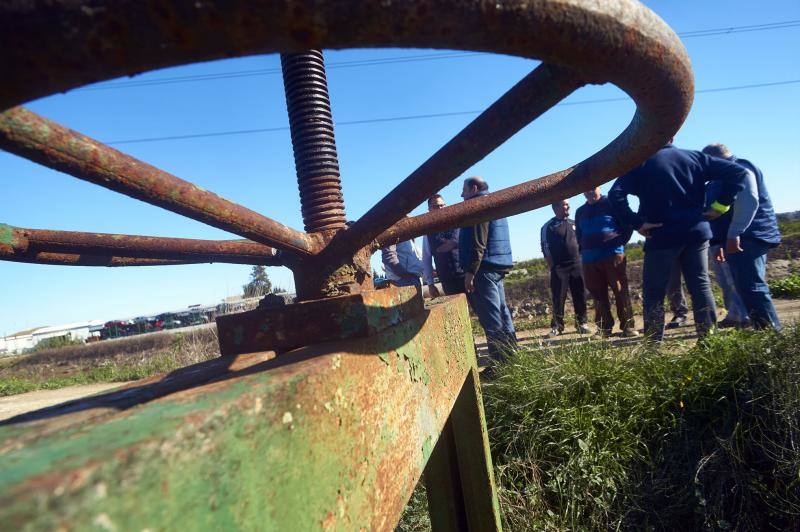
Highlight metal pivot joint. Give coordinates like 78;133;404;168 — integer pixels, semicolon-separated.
281;50;346;234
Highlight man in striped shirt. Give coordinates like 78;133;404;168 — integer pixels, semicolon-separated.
575;187;638;337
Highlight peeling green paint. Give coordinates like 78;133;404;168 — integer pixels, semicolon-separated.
232;325;244;346
377;351;391;366
0;296;488;530
421;435;435;463
0;224;13;246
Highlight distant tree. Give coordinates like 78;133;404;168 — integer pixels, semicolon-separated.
243;265;273;298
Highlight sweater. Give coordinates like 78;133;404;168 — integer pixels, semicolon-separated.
541;217;580;266
608;144;747;250
574;196;632;263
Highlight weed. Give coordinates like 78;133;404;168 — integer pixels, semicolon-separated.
398;326;800;531
770;273;800;299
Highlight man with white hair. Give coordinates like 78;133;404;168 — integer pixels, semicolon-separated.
703;143;782;330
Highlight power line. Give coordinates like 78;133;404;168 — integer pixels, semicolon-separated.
105;79;800;145
78;20;800;92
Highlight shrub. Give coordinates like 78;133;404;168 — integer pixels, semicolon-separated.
769;273;800;299
399;326;800;531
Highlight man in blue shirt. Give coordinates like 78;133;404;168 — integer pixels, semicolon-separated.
703;143;782;330
459;176;517;365
608;142;748;341
381;238;424;288
575;187;637;337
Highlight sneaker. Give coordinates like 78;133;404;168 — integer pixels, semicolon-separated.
576;323;592;335
593;330;611;339
718;317;750;329
547;327;561;339
666;315;687;329
621;328;640;338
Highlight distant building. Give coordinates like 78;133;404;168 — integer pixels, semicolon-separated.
0;327;43;355
31;320;105;346
0;320;104;356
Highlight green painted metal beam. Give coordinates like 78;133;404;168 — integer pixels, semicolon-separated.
0;295;500;531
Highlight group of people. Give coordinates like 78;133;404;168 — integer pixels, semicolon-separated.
381;176;518;363
381;140;782;367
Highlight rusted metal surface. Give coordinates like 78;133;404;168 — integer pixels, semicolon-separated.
0;107;318;255
0;3;694;528
326;62;585;260
281;50;347;233
423;367;502;531
0;295;487;532
217;285;423;355
0;250;195;267
0;0;693;302
0;224;282;265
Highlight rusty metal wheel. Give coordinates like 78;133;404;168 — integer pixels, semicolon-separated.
0;0;693;300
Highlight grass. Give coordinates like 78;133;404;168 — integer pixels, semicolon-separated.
770;273;800;299
0;327;219;397
0;357;179;396
399;325;800;531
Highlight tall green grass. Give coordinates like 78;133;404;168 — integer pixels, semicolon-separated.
399;326;800;531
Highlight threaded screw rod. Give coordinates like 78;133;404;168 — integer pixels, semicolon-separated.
280;50;346;233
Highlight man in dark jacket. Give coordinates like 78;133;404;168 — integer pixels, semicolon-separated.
541;199;590;337
703;143;782;330
422;194;464;297
459;176;517;364
608;142;748;341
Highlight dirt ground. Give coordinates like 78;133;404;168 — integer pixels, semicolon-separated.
476;298;800;357
0;382;132;421
3;300;798;422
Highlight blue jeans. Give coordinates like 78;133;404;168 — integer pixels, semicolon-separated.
643;241;716;341
467;268;517;362
727;238;781;330
709;244;748;323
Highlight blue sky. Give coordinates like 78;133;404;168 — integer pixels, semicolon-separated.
2;0;799;334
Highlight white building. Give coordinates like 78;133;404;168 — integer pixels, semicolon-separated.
0;320;104;356
0;327;44;356
31;320;105;345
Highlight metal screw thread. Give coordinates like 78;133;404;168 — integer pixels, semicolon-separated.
280;50;346;233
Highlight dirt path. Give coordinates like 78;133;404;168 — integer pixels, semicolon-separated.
0;382;131;422
475;298;800;357
3;301;798;421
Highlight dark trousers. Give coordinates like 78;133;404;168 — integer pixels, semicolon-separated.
549;261;588;331
642;241;716;341
666;260;688;319
727;237;781;330
440;273;466;296
582;254;635;333
466;268;517;363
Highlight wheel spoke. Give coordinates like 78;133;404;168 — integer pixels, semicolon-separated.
322;64;584;259
0;108;319;255
1;224;283;266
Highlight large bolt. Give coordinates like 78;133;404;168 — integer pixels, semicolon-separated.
280;50;346;233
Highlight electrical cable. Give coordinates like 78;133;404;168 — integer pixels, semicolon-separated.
78;20;800;91
105;79;800;145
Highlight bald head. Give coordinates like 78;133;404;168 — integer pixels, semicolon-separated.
702;143;733;160
461;176;489;200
